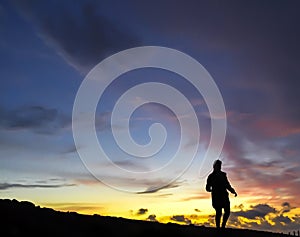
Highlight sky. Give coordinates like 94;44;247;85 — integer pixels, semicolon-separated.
1;0;300;234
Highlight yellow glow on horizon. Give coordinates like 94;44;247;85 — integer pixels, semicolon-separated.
2;178;299;235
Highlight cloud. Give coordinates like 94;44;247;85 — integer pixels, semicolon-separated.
180;194;208;202
42;202;104;213
123;1;300;131
220;114;300;207
137;180;181;194
146;214;157;222
61;144;78;154
281;202;292;214
136;208;148;215
146;203;299;233
95;112;112;131
232;204;276;220
0;182;75;190
227;111;300;140
13;0;140;73
170;215;191;225
251;117;300;139
0;105;70;134
273;215;292;225
68;169;184;194
228;203;300;233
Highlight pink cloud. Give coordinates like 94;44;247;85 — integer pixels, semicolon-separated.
227;110;300;139
252;117;300;138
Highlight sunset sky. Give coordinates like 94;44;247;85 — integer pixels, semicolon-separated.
1;0;300;234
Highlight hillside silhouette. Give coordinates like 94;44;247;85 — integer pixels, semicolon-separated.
1;199;289;237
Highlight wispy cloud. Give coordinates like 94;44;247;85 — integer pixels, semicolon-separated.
44;202;104;213
0;105;70;134
137;181;181;194
0;182;75;190
13;0;140;73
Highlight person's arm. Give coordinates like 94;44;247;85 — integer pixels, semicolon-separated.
224;173;237;196
205;175;212;192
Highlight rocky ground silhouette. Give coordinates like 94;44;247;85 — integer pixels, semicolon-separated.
0;199;290;237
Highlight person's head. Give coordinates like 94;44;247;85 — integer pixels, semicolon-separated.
213;159;222;171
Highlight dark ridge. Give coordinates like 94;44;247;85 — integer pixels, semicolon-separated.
0;199;289;237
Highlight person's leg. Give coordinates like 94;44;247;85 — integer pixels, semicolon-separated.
222;203;230;228
215;207;222;228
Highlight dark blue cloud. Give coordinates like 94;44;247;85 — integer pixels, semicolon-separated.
273;215;292;225
0;105;70;134
232;204;276;220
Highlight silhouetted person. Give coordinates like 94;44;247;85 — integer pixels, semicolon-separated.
205;159;237;229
